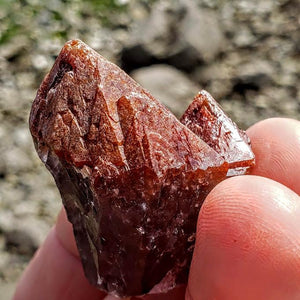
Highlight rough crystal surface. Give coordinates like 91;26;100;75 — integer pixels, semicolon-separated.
180;90;255;176
29;39;254;297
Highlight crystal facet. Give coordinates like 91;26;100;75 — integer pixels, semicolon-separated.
180;90;255;176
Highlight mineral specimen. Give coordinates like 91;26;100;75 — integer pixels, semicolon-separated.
29;39;254;297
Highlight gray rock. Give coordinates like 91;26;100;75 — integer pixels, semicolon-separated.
12;126;32;150
2;147;32;174
0;182;26;208
122;1;179;69
233;26;256;47
130;1;175;59
234;59;275;89
123;0;226;70
3;218;50;256
193;62;234;99
235;0;276;15
31;54;50;71
85;27;123;63
0;249;28;289
179;0;226;63
0;36;29;60
131;64;200;117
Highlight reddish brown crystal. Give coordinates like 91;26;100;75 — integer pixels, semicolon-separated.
29;39;254;297
180;90;255;176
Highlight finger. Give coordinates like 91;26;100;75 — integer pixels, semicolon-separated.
13;210;106;300
56;208;79;257
187;175;300;300
247;118;300;195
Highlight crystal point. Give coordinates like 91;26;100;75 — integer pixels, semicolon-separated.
180;90;255;176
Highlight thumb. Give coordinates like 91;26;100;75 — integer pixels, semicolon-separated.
187;176;300;300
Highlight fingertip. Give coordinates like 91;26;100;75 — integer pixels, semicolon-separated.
13;227;106;300
247;117;300;134
188;175;300;300
56;208;79;257
246;117;300;195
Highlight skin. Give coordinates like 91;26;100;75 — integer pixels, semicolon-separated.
13;118;300;300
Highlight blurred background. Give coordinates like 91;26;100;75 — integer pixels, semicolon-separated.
0;0;299;298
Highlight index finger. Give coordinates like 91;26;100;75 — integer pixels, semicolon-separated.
13;211;106;300
247;118;300;195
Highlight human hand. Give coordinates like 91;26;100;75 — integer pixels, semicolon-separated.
13;118;300;300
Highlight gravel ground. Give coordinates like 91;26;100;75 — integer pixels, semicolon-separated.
0;0;299;298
